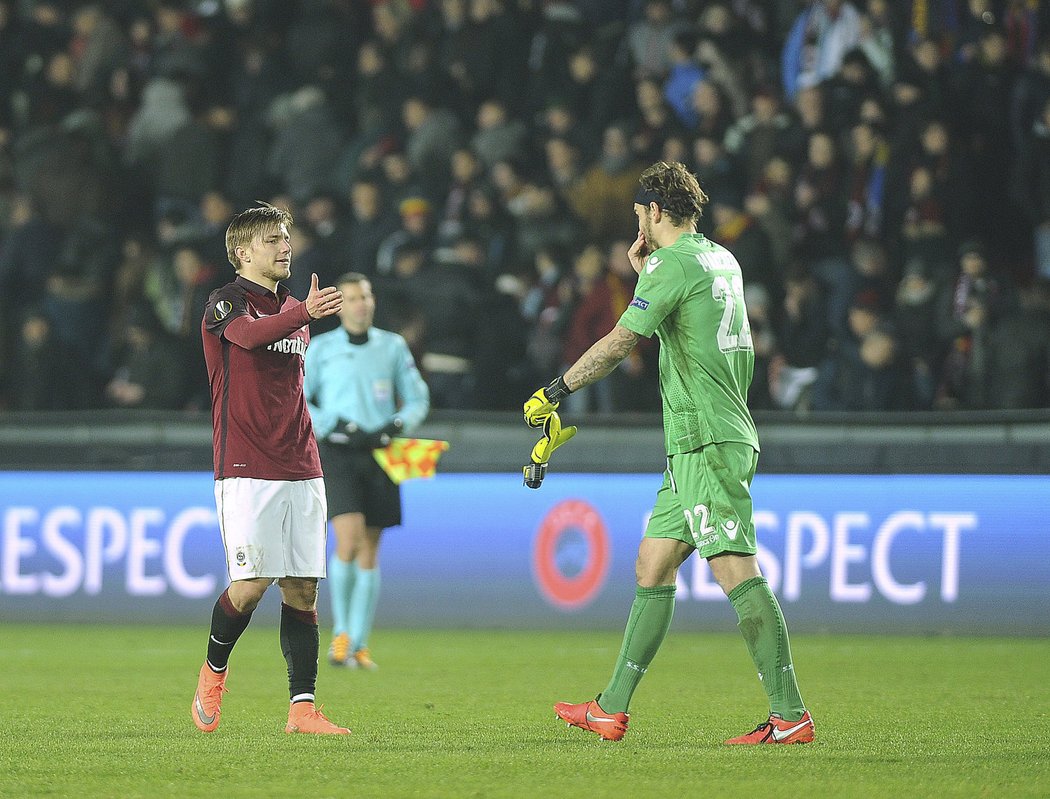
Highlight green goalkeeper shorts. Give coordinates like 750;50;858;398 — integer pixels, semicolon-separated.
643;442;760;558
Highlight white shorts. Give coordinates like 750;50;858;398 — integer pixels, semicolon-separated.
214;477;328;581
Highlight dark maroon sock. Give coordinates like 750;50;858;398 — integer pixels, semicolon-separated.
206;588;253;672
280;603;319;702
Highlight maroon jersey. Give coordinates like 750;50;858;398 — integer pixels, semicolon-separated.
202;276;323;480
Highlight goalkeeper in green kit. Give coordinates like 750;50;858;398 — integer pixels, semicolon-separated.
523;161;813;745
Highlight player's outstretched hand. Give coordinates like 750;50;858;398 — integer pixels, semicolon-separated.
305;273;343;320
523;376;571;428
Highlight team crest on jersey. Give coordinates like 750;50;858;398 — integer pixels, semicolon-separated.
214;300;233;321
629;296;650;311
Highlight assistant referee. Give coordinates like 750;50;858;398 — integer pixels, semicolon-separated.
305;272;430;671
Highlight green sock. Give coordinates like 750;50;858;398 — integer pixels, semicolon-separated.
727;576;806;721
598;584;676;714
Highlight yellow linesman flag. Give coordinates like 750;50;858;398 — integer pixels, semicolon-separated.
372;438;450;485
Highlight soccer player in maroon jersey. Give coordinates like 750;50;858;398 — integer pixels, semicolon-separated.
191;204;351;735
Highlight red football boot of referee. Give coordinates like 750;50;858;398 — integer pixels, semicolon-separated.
554;698;629;741
725;710;815;745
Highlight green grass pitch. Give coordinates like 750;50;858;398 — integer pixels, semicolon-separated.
2;624;1048;798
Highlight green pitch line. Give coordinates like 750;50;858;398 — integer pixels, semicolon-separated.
1;625;1047;798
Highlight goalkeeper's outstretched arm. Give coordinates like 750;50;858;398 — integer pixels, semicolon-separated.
564;324;640;391
522;323;638;426
521;324;639;487
523;325;641;427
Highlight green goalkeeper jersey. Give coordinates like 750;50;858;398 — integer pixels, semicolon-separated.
618;232;759;455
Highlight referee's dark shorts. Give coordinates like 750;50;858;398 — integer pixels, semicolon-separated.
319;442;402;528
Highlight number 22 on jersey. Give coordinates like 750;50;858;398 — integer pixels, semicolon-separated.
710;273;753;353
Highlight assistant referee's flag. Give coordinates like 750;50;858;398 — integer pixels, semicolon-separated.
372;438;450;484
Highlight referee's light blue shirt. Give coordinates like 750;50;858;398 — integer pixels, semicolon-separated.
305;326;430;438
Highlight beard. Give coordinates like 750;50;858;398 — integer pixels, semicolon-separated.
263;262;292;283
640;215;657;252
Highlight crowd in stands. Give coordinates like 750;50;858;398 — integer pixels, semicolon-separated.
1;0;1049;414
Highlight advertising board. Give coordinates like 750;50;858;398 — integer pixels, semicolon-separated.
1;472;1046;634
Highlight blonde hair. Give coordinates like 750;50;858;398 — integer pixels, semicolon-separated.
225;204;293;270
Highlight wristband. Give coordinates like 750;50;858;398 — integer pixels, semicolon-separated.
546;375;571;405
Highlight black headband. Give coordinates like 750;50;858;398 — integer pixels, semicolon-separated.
634;187;663;207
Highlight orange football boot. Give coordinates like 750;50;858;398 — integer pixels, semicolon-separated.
350;647;378;671
725;711;814;745
191;663;229;733
328;633;350;666
554;698;629;741
284;702;351;735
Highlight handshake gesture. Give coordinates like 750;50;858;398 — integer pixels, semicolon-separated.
522;376;576;489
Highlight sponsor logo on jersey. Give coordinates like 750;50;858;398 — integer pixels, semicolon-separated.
267;337;308;356
629;296;650;311
214;300;233;321
722;519;739;540
645;255;662;274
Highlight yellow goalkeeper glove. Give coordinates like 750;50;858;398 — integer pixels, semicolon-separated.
523;375;572;428
523;410;577;489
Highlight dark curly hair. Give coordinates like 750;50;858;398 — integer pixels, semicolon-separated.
637;161;708;227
